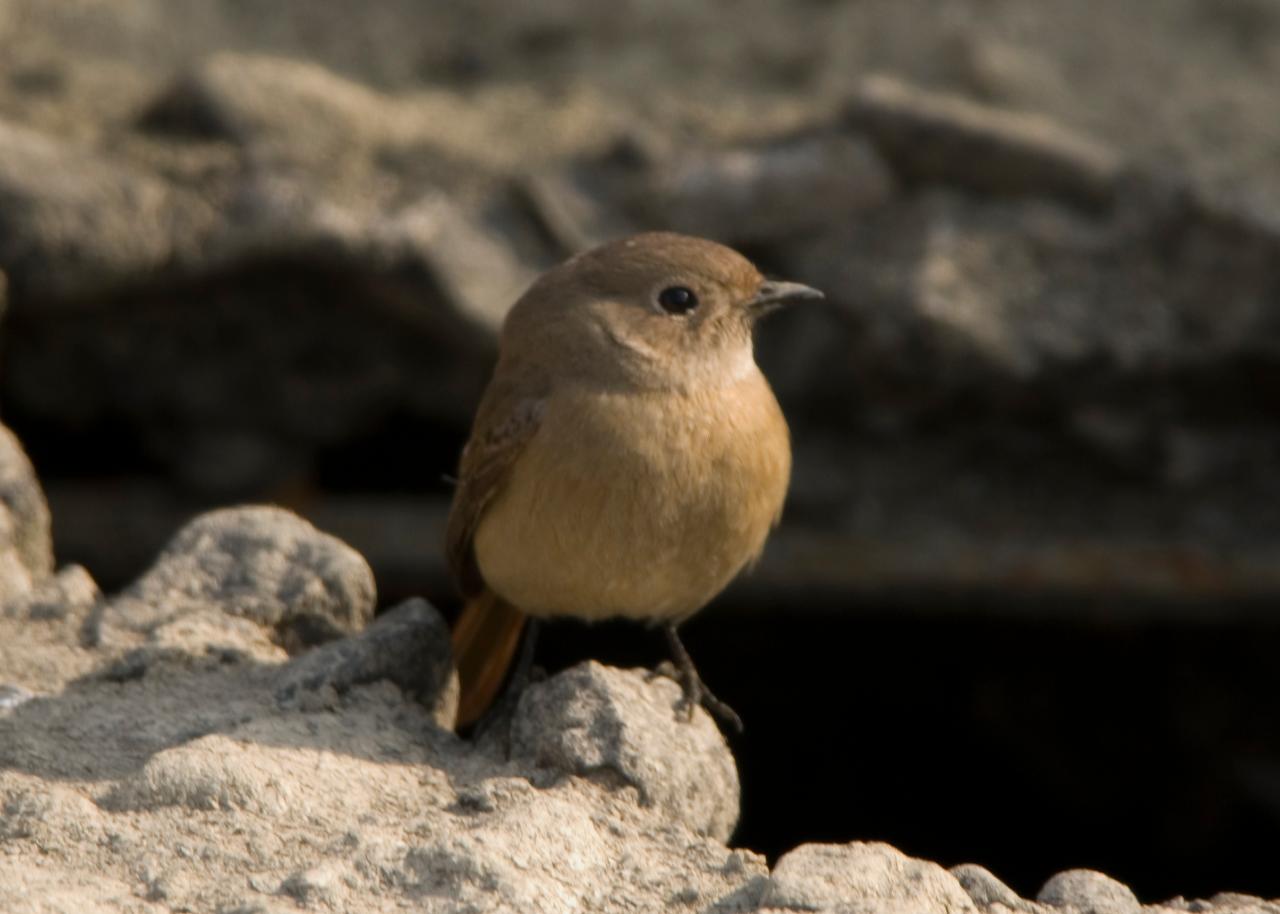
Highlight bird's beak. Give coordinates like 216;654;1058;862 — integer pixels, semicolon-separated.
745;280;825;316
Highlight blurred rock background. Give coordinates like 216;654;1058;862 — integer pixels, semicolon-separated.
1;0;1278;900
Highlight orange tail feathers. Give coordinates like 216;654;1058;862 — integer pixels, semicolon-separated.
451;590;527;728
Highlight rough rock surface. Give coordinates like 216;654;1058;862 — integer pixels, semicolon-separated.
1038;870;1143;914
510;660;741;843
0;422;53;602
761;842;978;913
0;499;767;913
91;505;376;651
0;467;1276;911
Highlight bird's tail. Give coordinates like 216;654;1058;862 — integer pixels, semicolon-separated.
451;589;527;728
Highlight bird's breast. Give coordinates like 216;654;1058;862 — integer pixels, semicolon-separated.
473;372;791;622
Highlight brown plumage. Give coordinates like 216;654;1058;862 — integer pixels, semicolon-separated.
447;232;822;729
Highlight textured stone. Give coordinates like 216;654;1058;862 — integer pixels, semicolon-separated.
1038;869;1142;914
0;683;34;714
96;506;374;649
0;118;218;305
953;863;1044;912
0;422;52;601
761;841;978;913
847;75;1122;209
274;596;458;727
510;660;740;842
137;52;410;155
653;132;896;244
3;564;100;621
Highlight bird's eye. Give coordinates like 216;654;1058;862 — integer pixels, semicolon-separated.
657;286;699;315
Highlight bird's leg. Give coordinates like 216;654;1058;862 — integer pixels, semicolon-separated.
661;622;743;734
505;617;541;700
472;618;542;747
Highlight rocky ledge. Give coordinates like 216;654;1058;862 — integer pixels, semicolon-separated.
2;429;1277;914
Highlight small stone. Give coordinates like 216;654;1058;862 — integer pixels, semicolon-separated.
1037;869;1141;914
509;661;740;842
0;422;52;605
274;597;458;727
0;683;34;714
280;862;345;906
952;863;1038;911
453;777;534;814
671;885;700;905
763;842;977;914
1203;893;1280;914
14;564;101;621
105;505;375;648
102;734;289;815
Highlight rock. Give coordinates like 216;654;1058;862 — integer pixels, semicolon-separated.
0;683;34;714
274;596;458;727
3;564;100;622
2;490;768;912
510;660;740;843
1;109;536;499
0;118;218;305
754;172;1280;606
942;34;1072;112
651;131;896;244
396;780;768;914
0;422;52;585
137;52;411;160
952;862;1044;912
279;862;346;907
373;192;537;336
1037;869;1141;914
1195;893;1280;914
846;75;1122;210
761;841;978;913
0;422;53;607
94;506;375;650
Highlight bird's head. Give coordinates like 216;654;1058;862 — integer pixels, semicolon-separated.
503;232;823;392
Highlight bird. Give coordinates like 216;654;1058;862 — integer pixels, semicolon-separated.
446;231;822;731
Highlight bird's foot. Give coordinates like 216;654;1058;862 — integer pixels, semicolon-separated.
659;623;743;734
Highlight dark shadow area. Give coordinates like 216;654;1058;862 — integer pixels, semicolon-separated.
534;607;1280;902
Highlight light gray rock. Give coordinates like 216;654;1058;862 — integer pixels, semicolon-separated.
0;683;34;714
3;501;765;912
0;117;218;305
137;52;409;158
95;505;374;649
0;422;52;591
0;423;54;613
847;75;1122;209
953;862;1045;912
391;782;768;914
274;596;458;727
3;564;100;621
509;660;740;843
1037;869;1141;914
652;132;896;244
761;841;979;913
6;595;770;914
1193;893;1280;914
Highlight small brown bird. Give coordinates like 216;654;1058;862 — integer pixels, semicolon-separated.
447;231;821;730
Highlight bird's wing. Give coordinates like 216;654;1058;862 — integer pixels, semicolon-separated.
446;381;546;597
